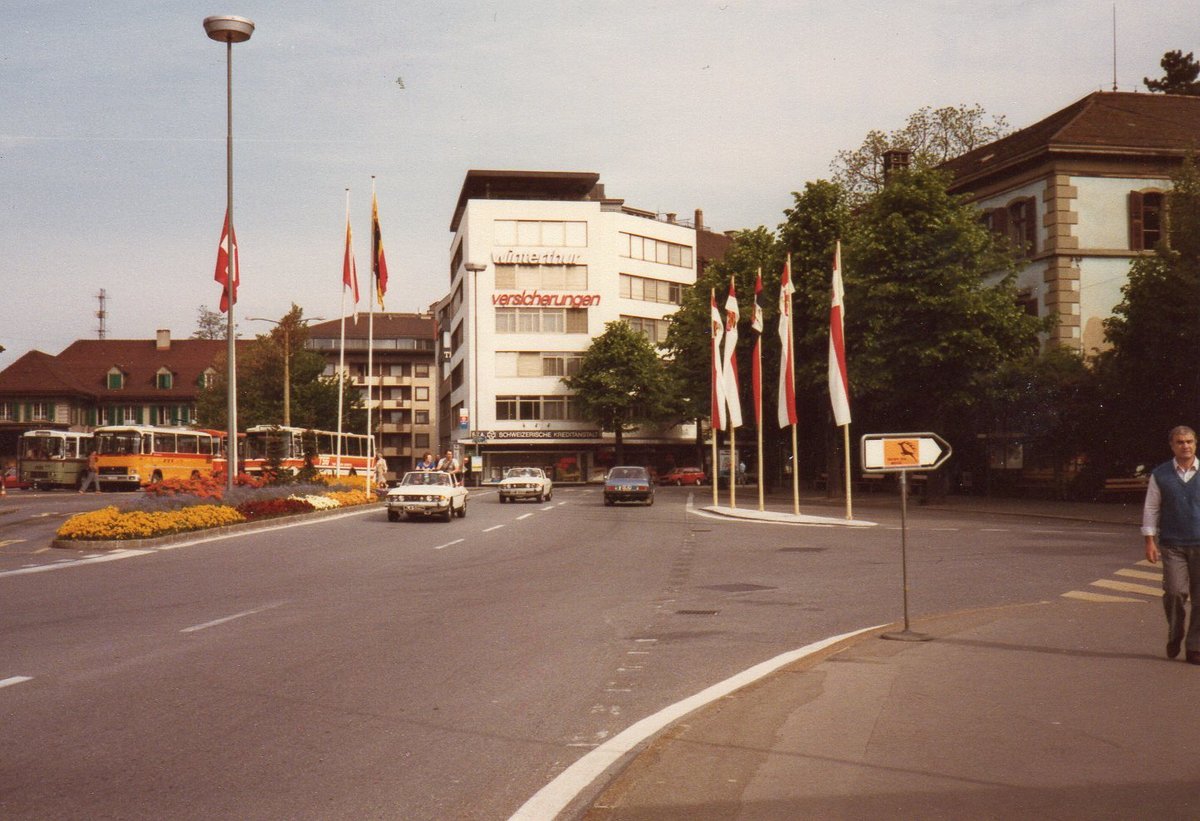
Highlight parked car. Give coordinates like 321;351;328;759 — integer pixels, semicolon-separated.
603;466;655;506
3;467;30;490
498;467;553;503
659;466;706;486
386;471;467;522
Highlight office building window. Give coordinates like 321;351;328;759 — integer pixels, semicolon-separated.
494;220;587;247
618;232;693;268
495;394;582;421
620;274;683;305
496;308;589;334
494;264;588;290
621;315;671;344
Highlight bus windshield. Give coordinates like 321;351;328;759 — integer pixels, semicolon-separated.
20;435;64;459
96;432;144;455
245;430;298;460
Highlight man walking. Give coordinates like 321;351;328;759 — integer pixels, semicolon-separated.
78;450;101;494
1143;425;1200;664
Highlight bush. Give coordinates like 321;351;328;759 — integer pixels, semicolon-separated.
236;497;315;520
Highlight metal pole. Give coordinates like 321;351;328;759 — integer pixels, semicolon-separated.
882;470;931;642
224;38;238;493
282;323;290;427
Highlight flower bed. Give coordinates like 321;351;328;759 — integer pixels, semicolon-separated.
55;482;380;542
56;505;246;541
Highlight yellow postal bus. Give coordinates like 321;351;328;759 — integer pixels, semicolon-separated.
93;425;217;490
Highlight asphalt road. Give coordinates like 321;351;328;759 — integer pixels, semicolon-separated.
0;487;1133;819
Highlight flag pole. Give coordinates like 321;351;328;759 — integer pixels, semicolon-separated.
366;177;378;499
842;424;853;519
336;188;348;481
729;425;737;509
788;276;800;516
711;426;719;508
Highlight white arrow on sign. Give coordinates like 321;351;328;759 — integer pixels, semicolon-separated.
861;432;952;472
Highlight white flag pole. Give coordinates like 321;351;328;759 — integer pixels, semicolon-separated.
843;425;853;520
367;177;378;499
336;188;349;481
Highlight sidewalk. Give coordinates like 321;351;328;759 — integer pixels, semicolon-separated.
578;495;1196;820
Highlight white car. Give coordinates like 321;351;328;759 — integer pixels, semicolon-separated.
386;471;467;521
498;466;553;503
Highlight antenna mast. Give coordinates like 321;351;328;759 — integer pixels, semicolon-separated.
1112;3;1118;91
96;289;108;340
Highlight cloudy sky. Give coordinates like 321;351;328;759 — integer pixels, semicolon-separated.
2;0;1197;368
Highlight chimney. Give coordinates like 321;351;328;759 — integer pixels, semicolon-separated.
694;209;705;233
156;329;171;351
882;149;912;183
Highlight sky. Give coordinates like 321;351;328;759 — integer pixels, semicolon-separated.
3;1;1198;370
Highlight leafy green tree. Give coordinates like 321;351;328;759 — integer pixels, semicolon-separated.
564;321;673;465
831;104;1010;205
196;305;363;431
192;305;231;340
1145;49;1200;95
842;168;1045;455
1096;158;1200;470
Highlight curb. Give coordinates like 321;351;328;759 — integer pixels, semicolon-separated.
51;501;386;551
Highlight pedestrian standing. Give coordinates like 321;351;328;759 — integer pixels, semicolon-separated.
1142;425;1200;664
79;450;101;494
374;454;389;490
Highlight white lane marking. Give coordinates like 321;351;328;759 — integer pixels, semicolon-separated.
1062;590;1146;603
980;528;1010;532
1031;529;1067;534
483;525;504;533
1090;578;1160;596
434;539;466;550
556;501;568;507
0;549;153;578
540;506;554;511
516;513;534;520
1115;568;1162;581
0;676;33;689
509;624;884;821
0;539;28;549
181;601;285;634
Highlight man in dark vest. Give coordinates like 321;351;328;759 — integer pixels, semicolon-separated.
1143;425;1200;663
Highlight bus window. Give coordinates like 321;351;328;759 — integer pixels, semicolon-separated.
178;434;198;454
154;433;178;454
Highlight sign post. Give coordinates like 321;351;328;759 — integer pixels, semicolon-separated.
862;432;952;642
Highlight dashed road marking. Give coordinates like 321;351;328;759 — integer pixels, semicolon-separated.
434;538;466;550
181;601;285;634
0;676;33;689
516;513;534;520
0;539;27;549
482;525;503;533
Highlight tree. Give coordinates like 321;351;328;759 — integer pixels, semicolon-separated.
192;305;229;340
1144;50;1200;95
1096;157;1200;470
841;167;1046;457
195;304;363;432
831;104;1011;204
564;321;673;465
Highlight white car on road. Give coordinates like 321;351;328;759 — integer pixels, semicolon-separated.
497;467;553;503
386;471;467;521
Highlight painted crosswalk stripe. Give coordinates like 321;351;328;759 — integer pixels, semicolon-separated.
1090;578;1161;596
1115;568;1162;581
1062;590;1145;603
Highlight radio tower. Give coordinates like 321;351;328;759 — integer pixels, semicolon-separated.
96;289;108;340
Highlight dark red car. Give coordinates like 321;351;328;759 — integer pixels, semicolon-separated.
659;466;706;486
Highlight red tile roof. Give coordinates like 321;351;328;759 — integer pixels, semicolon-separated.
306;312;435;341
943;91;1200;189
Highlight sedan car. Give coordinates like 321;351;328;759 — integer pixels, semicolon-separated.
386;470;467;521
660;466;706;486
603;466;655;506
498;466;553;503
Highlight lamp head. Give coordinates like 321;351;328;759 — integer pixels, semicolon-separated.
203;16;255;44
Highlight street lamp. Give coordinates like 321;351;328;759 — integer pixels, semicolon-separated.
465;261;487;486
246;316;325;427
204;14;254;491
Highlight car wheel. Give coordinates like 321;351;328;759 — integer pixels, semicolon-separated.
151;470;163;484
457;500;467;518
604;497;614;506
443;506;453;522
546;489;552;501
387;510;399;522
646;495;654;506
499;495;507;504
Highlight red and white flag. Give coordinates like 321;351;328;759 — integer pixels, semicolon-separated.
343;215;359;321
710;288;726;432
751;269;764;427
777;256;798;428
214;209;239;313
828;241;852;427
722;278;743;429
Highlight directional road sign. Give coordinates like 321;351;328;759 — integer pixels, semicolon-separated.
861;432;952;472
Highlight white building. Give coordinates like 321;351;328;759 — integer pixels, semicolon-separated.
943;91;1200;353
439;170;730;483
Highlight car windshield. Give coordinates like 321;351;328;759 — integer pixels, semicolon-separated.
506;468;541;479
608;467;647;481
400;472;452;487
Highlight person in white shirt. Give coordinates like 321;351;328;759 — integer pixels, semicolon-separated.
436;449;461;484
1141;425;1200;663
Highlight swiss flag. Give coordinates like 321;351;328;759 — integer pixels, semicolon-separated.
214;209;238;313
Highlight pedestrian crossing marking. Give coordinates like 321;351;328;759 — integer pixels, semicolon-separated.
1062;590;1146;603
1115;568;1162;581
0;539;28;549
1090;578;1160;596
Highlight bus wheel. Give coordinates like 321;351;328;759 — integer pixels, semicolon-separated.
191;471;201;480
151;471;163;484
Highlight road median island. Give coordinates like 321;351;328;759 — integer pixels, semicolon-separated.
52;499;385;551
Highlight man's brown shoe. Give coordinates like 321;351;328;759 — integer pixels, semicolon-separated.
1186;651;1200;665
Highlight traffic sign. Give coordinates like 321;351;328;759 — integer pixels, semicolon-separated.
861;432;951;472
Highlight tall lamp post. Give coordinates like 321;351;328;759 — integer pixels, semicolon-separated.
246;316;325;427
465;262;487;486
204;14;254;491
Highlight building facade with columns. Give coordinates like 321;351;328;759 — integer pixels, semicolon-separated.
943;91;1200;354
438;170;730;484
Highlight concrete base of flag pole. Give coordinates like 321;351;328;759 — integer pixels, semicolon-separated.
695;504;876;528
